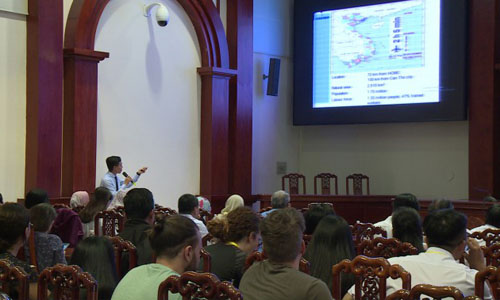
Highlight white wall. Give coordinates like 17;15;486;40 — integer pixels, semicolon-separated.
0;10;26;202
252;0;469;199
93;0;202;208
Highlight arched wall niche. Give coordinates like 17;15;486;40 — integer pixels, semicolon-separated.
62;0;236;208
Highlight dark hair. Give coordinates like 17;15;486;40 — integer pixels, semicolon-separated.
105;156;121;172
207;207;260;242
304;204;335;235
0;203;30;253
428;199;454;212
149;215;199;259
25;188;49;209
123;188;154;220
30;203;57;232
486;204;500;228
393;193;419;212
178;194;198;214
70;237;118;300
304;215;355;297
392;207;424;253
0;193;3;204
483;196;497;202
79;187;112;224
423;208;467;251
260;208;305;263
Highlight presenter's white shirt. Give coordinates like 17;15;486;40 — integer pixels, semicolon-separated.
180;213;209;237
100;171;140;198
373;215;392;238
348;247;492;299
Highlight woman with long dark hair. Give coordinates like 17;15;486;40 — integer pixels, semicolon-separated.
392;207;425;253
70;236;118;300
303;215;355;298
79;187;112;236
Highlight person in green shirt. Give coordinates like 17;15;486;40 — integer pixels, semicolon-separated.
111;215;201;300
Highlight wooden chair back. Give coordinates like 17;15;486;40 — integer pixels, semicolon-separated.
281;173;306;194
474;265;500;299
107;236;137;279
478;228;500;247
314;173;338;195
482;243;500;267
94;210;124;236
0;259;29;300
200;248;211;272
244;251;310;274
157;271;242;300
37;264;97;300
358;237;418;259
346;173;370;195
332;255;411;300
351;221;387;254
386;285;479;300
154;207;177;224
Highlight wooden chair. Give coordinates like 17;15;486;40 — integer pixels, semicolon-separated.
107;236;137;279
0;259;29;300
474;266;500;299
351;221;387;254
244;251;310;274
386;284;479;300
38;264;97;300
346;173;370;195
157;271;242;300
94;210;125;236
314;173;338;195
482;243;500;267
154;207;177;224
200;248;211;272
358;237;418;259
478;228;500;247
332;255;411;300
282;173;306;194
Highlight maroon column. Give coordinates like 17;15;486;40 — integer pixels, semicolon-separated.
227;0;254;199
468;0;500;200
26;0;64;197
198;67;237;212
61;49;109;196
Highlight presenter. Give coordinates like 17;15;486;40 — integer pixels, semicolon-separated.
100;156;148;198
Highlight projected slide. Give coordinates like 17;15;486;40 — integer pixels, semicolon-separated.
312;0;440;108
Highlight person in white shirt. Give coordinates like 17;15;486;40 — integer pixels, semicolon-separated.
178;193;209;237
344;208;492;300
100;156;147;198
470;204;500;246
374;193;420;238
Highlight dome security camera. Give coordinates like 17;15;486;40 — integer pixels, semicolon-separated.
144;3;170;27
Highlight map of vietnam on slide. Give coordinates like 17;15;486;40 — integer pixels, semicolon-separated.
313;0;441;108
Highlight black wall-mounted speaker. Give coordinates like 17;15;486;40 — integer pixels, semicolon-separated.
266;58;281;96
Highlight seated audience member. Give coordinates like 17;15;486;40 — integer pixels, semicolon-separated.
119;188;154;269
25;203;67;271
344;208;492;300
260;190;290;218
79;187;113;237
470;204;500;246
374;193;419;238
111;215;201;300
215;194;244;220
303;203;335;235
178;193;208;237
69;191;90;209
50;207;84;247
304;215;355;298
428;198;454;212
205;207;260;287
0;203;38;300
391;207;425;253
24;188;49;209
240;208;332;300
70;236;118;300
0;193;3;204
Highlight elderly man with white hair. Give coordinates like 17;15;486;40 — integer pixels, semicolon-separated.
261;190;290;217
